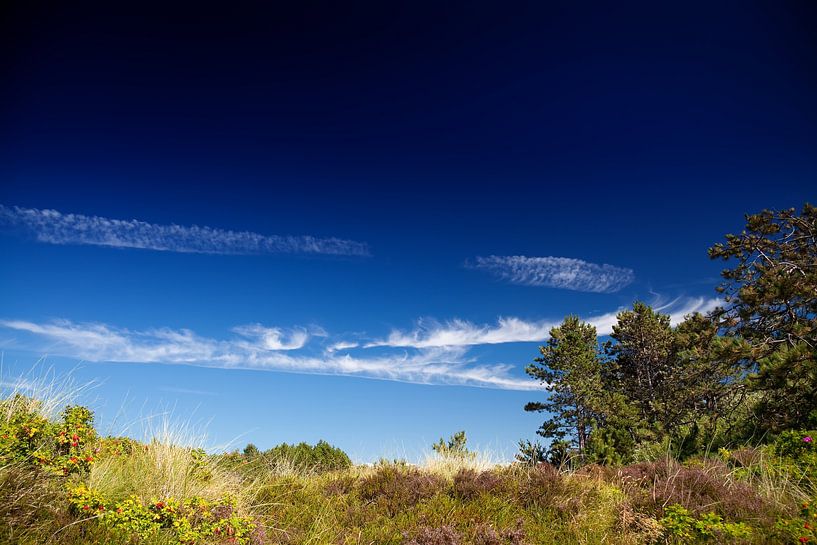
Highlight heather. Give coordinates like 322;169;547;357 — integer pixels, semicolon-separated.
1;389;815;544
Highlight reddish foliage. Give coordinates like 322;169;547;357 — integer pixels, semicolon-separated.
617;459;772;522
403;525;461;545
473;519;528;545
517;464;563;509
323;475;356;496
358;466;445;515
452;469;505;501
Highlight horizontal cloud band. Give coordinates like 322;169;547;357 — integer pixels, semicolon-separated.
0;319;536;391
0;205;370;257
365;297;721;349
0;297;718;390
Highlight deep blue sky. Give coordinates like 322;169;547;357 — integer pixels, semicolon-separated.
1;1;815;461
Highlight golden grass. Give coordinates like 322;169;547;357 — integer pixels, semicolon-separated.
88;417;252;509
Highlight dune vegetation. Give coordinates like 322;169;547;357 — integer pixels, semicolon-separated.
0;394;814;545
1;204;815;545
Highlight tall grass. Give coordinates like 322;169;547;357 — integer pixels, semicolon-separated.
0;360;95;426
421;449;503;478
89;415;254;510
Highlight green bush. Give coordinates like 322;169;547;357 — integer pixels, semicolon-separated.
774;499;817;543
0;395;97;476
660;504;752;543
432;431;475;460
68;484;261;545
262;440;351;472
774;430;817;460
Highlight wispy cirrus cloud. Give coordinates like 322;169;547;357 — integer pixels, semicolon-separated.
468;255;635;293
365;296;721;349
0;319;536;390
0;298;720;390
0;204;369;257
325;341;360;353
230;324;311;351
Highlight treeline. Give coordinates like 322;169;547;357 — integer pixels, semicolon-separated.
235;440;352;472
523;204;817;465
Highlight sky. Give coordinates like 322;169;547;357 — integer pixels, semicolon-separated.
0;1;815;462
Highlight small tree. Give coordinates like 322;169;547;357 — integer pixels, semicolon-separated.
432;431;474;459
525;316;604;458
515;439;547;466
242;443;260;458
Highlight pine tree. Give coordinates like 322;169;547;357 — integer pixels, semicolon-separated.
709;203;817;431
524;316;603;457
605;302;676;437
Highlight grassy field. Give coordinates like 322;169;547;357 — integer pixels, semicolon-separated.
1;383;816;545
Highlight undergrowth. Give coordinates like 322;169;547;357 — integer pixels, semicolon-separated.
1;387;815;544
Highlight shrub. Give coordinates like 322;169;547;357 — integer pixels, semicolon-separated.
67;484;262;545
514;440;546;467
774;430;817;460
660;504;752;543
263;440;351;472
727;447;763;469
432;431;475;460
323;474;356;496
774;499;816;544
616;503;664;543
452;469;504;501
0;396;97;476
773;430;817;488
516;464;563;509
357;465;444;515
617;459;771;522
403;525;461;545
96;436;139;458
473;520;528;545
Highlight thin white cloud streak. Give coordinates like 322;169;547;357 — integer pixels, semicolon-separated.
469;255;635;293
0;205;369;257
230;325;309;351
0;298;720;390
325;341;360;353
365;297;721;349
0;320;536;390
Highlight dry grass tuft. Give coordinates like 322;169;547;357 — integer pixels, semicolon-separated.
88;417;252;513
422;450;500;478
616;457;773;522
0;363;95;425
